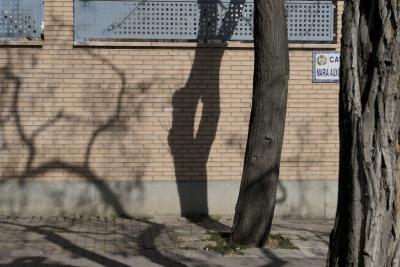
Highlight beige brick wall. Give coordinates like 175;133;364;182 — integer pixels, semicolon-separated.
0;0;343;182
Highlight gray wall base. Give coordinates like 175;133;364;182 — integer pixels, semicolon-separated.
0;179;337;219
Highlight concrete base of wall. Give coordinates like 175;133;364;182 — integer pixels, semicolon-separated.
0;179;337;219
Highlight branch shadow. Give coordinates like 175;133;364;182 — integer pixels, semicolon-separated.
0;48;142;217
0;11;219;267
261;249;288;267
226;110;336;218
0;257;80;267
0;2;297;267
0;217;194;267
0;33;177;267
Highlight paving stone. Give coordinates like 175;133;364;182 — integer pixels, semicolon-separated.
0;216;331;266
299;247;329;259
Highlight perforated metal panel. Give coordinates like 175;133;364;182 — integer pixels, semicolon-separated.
74;0;253;42
74;0;335;43
0;0;43;40
286;1;334;42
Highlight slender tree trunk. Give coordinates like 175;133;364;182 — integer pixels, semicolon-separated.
231;0;289;247
327;0;400;266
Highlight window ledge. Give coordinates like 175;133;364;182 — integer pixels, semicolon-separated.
289;43;338;49
74;41;339;50
74;41;254;49
0;40;43;46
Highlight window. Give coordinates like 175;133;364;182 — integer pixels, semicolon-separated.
286;0;335;42
0;0;44;40
74;0;335;43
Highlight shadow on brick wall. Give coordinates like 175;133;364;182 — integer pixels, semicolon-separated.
0;46;187;267
0;46;149;217
0;1;292;266
168;0;246;219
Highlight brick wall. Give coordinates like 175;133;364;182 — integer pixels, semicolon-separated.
0;0;343;182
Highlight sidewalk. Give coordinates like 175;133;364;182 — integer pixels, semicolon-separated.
0;215;332;266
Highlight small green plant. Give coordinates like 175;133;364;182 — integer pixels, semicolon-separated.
298;235;308;241
175;239;198;251
203;232;246;255
178;245;197;250
267;234;297;249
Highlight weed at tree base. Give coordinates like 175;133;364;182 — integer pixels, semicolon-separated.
203;232;247;255
267;234;298;249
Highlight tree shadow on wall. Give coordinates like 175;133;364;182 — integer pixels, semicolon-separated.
0;48;193;266
168;0;246;220
0;48;147;217
0;3;256;266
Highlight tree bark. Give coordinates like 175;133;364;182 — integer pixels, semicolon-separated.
327;0;400;266
230;0;289;247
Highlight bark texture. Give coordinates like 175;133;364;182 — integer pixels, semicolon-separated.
230;0;289;247
327;0;400;266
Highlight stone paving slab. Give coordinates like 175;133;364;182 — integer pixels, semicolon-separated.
0;216;332;266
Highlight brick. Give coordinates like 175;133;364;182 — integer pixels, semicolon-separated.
0;0;343;182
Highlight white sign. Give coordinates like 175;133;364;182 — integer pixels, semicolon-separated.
312;51;340;83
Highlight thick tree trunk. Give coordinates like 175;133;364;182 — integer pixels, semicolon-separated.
230;0;289;247
327;0;400;266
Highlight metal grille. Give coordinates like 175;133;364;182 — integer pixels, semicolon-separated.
74;0;253;42
74;0;335;43
0;0;43;40
287;1;334;42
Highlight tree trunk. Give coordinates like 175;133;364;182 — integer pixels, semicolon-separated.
230;0;289;247
327;0;400;266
